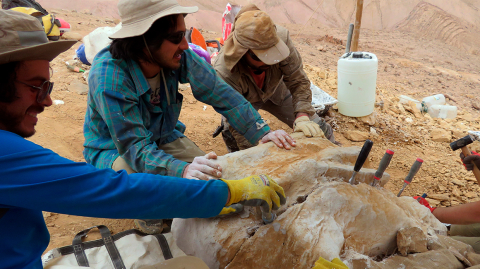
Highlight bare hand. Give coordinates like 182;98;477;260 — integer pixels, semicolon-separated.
182;152;222;180
260;130;296;150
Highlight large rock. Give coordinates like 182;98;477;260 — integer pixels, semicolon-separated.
344;130;370;142
397;227;429;256
431;128;452;142
170;134;474;268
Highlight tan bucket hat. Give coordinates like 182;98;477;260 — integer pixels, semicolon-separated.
0;10;77;65
223;5;289;70
110;0;198;39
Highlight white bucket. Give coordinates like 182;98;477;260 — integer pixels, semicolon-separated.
337;52;378;117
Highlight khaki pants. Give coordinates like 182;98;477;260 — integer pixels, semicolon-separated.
450;223;480;253
112;137;205;174
222;94;335;152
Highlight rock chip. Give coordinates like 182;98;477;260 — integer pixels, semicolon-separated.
431;128;452;142
466;192;478;198
61;31;83;41
428;193;450;201
397;227;429;256
344;130;370;142
358;112;376;126
451;178;465;186
69;79;89;95
316;45;326;52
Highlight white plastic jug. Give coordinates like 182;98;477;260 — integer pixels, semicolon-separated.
421;94;446;108
337;52;378;117
427;105;457;119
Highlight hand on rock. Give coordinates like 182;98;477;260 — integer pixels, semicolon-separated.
182;152;222;180
260;130;296;149
413;196;436;213
460;151;480;171
294;115;324;138
312;257;348;269
221;175;286;215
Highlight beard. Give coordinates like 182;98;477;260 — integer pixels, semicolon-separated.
0;105;41;138
152;49;184;70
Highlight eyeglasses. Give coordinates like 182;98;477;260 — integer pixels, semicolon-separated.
165;31;186;44
16;80;54;103
247;50;262;62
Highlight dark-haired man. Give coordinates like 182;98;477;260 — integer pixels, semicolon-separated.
83;0;296;234
84;0;295;182
214;5;337;152
0;10;286;268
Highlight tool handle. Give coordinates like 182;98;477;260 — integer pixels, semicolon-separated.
346;23;354;53
404;158;423;184
416;193;427;202
351;0;364;52
374;149;394;180
354;139;373;172
461;146;480;186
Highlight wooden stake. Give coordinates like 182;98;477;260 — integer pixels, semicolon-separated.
351;0;364;52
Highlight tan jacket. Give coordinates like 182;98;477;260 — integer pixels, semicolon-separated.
214;26;315;115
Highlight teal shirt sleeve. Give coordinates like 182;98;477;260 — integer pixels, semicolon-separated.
86;54;188;177
0;131;227;219
179;50;271;144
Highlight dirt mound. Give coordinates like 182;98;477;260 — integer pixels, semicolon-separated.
395;2;480;51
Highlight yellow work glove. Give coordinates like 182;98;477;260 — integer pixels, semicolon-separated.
218;204;244;217
294;116;324;137
220;175;286;215
312;257;348;269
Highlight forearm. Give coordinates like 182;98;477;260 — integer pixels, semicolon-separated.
433;201;480;225
184;50;270;143
0;147;227;219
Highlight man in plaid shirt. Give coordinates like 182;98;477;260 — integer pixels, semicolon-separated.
83;0;295;233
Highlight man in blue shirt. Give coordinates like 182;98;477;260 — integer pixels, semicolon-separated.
0;10;286;269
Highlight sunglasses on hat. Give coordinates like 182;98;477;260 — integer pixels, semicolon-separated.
16;80;54;103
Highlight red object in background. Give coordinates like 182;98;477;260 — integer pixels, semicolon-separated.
222;3;241;41
413;196;436;213
56;17;70;36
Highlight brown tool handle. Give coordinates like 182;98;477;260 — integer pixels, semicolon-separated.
351;0;364;52
461;146;480;185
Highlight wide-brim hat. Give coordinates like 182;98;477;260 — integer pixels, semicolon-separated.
0;10;77;65
110;0;198;39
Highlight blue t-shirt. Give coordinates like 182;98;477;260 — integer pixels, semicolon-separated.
0;130;228;268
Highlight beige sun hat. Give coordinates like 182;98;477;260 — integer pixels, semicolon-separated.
223;5;290;70
0;10;77;65
109;0;198;39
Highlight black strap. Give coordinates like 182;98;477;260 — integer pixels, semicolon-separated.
154;234;173;260
72;225;125;269
0;208;9;219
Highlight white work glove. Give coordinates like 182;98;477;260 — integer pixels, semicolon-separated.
293;116;324;138
182;152;222;180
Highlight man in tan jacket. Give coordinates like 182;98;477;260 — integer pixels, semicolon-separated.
214;4;336;152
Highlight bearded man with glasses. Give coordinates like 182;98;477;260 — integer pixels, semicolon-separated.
83;0;297;234
213;5;338;152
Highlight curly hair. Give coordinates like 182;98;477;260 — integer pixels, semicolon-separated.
0;61;21;103
109;14;179;63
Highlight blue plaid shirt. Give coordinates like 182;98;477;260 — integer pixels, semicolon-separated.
83;47;270;177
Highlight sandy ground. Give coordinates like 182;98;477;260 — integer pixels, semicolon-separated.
7;4;480;255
